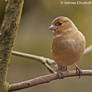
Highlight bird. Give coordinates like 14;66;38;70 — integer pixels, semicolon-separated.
48;16;86;78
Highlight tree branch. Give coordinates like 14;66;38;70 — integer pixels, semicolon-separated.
9;70;92;91
12;45;92;65
12;51;55;73
12;45;92;73
84;45;92;54
12;50;55;65
9;45;92;91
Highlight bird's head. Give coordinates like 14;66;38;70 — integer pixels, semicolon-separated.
49;16;74;35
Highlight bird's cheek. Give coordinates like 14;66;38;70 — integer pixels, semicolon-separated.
52;29;57;33
56;28;62;33
58;26;62;31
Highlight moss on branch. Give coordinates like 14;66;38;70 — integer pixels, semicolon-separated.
0;0;24;92
0;0;6;26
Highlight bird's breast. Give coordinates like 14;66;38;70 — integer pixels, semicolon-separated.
52;31;86;66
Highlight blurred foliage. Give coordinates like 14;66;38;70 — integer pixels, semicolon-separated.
7;0;92;92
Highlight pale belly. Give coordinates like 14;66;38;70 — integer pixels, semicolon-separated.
53;49;81;66
52;36;85;66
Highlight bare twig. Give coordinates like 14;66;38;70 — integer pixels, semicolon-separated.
12;45;92;73
9;45;92;91
12;45;92;64
44;63;55;73
12;51;55;73
12;51;55;64
84;45;92;54
9;70;92;91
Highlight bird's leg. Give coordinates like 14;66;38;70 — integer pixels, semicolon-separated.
56;68;64;79
56;65;67;79
75;64;82;77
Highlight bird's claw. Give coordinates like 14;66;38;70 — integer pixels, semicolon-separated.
75;64;82;78
56;69;64;79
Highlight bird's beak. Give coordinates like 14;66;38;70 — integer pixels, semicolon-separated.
48;25;57;30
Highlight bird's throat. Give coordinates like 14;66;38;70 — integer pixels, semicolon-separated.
53;34;62;39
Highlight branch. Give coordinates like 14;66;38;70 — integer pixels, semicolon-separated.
12;51;55;73
9;70;92;91
84;45;92;54
12;45;92;64
12;51;55;65
12;45;92;73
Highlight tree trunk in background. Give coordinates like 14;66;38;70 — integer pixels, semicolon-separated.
0;0;6;26
0;0;24;92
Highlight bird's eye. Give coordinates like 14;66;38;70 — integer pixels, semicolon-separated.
56;22;62;26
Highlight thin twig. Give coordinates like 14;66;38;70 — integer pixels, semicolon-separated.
12;51;55;73
9;70;92;91
12;45;92;73
84;45;92;54
44;63;55;73
12;51;55;65
9;45;92;91
12;45;92;64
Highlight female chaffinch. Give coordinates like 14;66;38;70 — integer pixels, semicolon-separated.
49;16;86;78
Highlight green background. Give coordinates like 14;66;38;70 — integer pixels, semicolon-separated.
7;0;92;92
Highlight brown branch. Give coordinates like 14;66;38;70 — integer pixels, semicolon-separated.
10;43;92;91
9;70;92;91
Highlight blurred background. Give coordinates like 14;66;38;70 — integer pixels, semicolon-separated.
7;0;92;92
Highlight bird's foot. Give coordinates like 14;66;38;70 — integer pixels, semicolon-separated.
56;69;64;79
75;64;82;78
